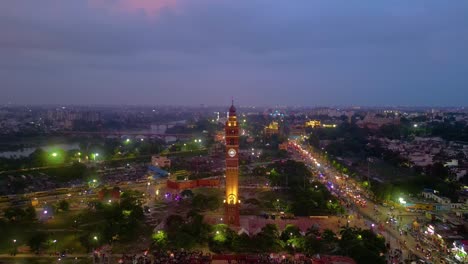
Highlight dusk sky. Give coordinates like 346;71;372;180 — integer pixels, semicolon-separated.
1;0;467;106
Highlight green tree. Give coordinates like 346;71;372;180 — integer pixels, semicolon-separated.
28;232;48;252
3;207;25;222
181;189;194;199
151;230;168;249
280;224;301;241
255;224;283;252
24;205;37;221
58;200;70;212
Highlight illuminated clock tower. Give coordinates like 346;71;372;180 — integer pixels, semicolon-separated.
224;101;240;226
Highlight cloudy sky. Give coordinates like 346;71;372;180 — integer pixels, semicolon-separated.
1;0;467;106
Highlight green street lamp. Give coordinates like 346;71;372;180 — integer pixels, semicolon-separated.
51;152;58;157
11;239;17;256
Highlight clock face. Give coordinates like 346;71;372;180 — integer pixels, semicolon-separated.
228;194;237;204
228;148;237;157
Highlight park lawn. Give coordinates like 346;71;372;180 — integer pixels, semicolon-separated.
43;211;82;229
46;231;86;253
107;224;153;254
0;218;86;254
0;222;37;253
256;190;289;211
166;149;208;158
192;188;223;198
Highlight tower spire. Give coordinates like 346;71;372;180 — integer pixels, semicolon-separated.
225;101;240;226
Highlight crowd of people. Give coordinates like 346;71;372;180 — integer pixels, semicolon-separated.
387;248;403;264
94;251;314;264
115;250;212;264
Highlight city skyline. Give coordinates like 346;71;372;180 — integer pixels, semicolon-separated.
1;0;468;106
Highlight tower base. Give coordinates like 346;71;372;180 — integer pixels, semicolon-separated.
224;203;240;226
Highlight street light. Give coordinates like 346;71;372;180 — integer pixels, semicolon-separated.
93;236;98;241
12;239;17;256
399;197;406;204
52;152;58;157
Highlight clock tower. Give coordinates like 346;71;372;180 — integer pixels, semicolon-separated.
224;101;240;226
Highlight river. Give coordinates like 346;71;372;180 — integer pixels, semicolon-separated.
0;143;80;159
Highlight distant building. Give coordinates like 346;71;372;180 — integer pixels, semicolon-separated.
422;190;451;204
148;166;169;179
445;159;458;167
215;131;225;142
151;155;171;168
356;113;400;130
289;124;305;137
264;121;280;136
409;153;433;167
279;142;288;151
305;120;321;128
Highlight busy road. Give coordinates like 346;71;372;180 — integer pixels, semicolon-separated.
288;140;442;263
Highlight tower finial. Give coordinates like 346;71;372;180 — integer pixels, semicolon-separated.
231;97;234;106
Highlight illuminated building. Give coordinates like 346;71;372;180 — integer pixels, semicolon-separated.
224;101;240;225
264;121;280;136
305;120;321;128
279;142;288;151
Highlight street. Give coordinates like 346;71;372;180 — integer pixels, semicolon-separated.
288;141;440;263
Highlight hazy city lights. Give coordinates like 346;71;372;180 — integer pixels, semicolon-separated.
0;1;466;263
